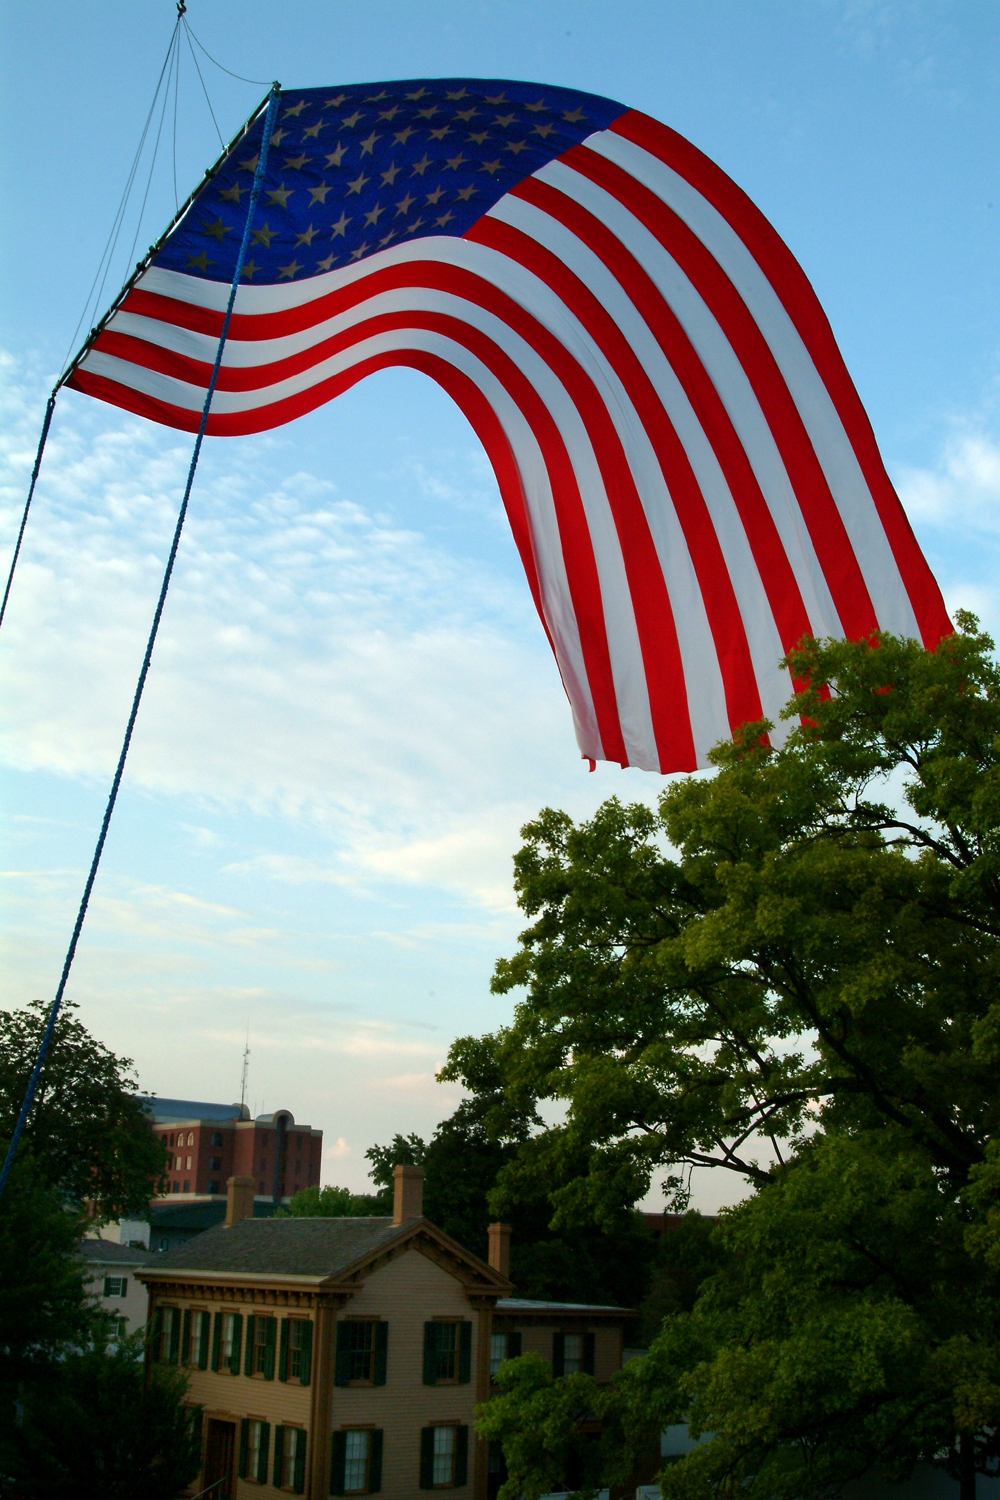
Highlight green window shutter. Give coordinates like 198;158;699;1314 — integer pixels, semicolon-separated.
509;1331;522;1358
244;1314;256;1376
419;1426;435;1488
230;1312;243;1375
264;1316;277;1380
330;1429;347;1495
373;1321;388;1386
455;1425;469;1487
121;1277;127;1296
552;1332;565;1377
583;1331;596;1376
273;1425;285;1486
279;1318;290;1381
211;1311;222;1371
293;1429;307;1494
103;1276;112;1297
151;1306;163;1362
198;1311;210;1369
168;1307;181;1364
458;1321;472;1384
422;1322;436;1385
258;1422;271;1485
335;1321;352;1386
369;1429;384;1493
239;1418;250;1480
299;1319;313;1386
182;1309;191;1366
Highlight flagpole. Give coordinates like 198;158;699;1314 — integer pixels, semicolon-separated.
0;82;283;1204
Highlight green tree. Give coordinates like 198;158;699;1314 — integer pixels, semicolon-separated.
0;999;167;1219
1;1332;202;1500
454;621;1000;1499
0;1148;97;1401
278;1183;382;1217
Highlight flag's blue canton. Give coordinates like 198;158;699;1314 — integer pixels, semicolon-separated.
153;78;627;285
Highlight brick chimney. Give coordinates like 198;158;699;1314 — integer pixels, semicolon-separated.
225;1175;256;1226
488;1222;511;1279
392;1164;424;1224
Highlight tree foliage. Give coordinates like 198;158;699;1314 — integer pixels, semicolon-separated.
0;999;167;1219
462;622;1000;1498
1;1332;202;1500
278;1183;383;1217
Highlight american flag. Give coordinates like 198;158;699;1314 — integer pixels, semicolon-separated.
68;77;950;773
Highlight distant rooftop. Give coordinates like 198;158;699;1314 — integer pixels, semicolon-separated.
138;1097;250;1123
78;1239;154;1265
496;1298;633;1314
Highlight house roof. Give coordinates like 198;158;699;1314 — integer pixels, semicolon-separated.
147;1199;280;1231
139;1214;513;1292
496;1298;635;1318
79;1239;155;1266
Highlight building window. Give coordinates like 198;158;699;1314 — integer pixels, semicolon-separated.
171;1181;179;1193
169;1133;175;1146
422;1320;471;1385
208;1180;219;1195
186;1155;193;1169
211;1130;223;1147
210;1155;222;1171
490;1330;521;1377
259;1180;265;1193
183;1180;190;1193
252;1316;272;1375
275;1424;306;1491
288;1319;307;1380
240;1418;271;1484
342;1320;374;1382
103;1276;127;1298
187;1309;210;1367
344;1429;370;1492
220;1311;239;1366
187;1132;195;1146
419;1426;468;1488
552;1331;595;1377
158;1305;182;1363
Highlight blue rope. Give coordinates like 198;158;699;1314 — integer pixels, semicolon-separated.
0;84;283;1203
0;391;58;636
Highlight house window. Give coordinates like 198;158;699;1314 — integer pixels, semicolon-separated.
159;1305;181;1363
288;1319;307;1380
187;1309;210;1366
187;1132;195;1146
276;1425;306;1490
344;1429;370;1492
103;1276;127;1298
210;1156;222;1171
431;1321;457;1382
186;1155;193;1169
211;1130;223;1146
490;1330;521;1376
220;1311;238;1365
248;1418;267;1480
253;1316;270;1375
418;1425;469;1488
433;1426;456;1485
344;1320;374;1381
562;1333;584;1374
424;1320;470;1384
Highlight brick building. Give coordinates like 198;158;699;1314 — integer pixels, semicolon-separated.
143;1099;323;1204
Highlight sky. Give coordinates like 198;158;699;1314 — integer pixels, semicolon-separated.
1;0;998;1216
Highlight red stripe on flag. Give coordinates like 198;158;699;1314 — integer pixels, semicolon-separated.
613;110;951;648
468;212;764;737
509;174;814;667
565;141;880;641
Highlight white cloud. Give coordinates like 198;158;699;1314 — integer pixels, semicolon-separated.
896;432;1000;532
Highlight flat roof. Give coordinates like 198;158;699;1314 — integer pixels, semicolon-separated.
140;1097;249;1123
496;1298;634;1315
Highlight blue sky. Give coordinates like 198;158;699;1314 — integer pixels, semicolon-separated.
1;1;998;1212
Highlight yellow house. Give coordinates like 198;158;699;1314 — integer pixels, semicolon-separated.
138;1167;633;1500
